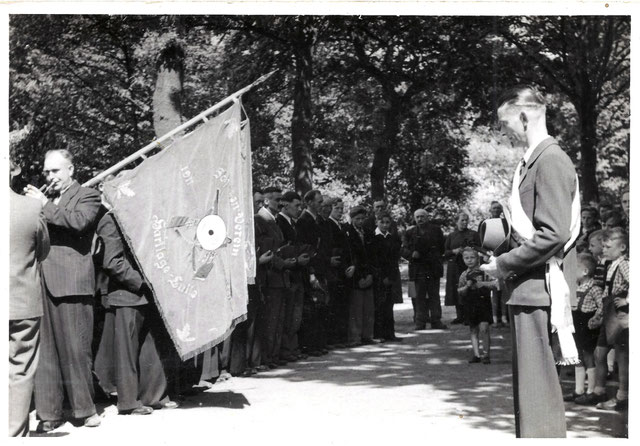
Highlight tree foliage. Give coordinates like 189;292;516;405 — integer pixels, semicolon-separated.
9;15;630;225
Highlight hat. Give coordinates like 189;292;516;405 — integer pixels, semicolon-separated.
478;217;512;256
349;205;367;219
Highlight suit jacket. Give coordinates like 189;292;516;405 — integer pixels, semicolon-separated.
254;207;287;288
41;180;101;297
344;224;376;289
327;218;349;284
96;211;148;307
276;213;304;284
296;210;328;278
253;218;268;287
401;223;445;280
10;190;50;320
496;137;578;307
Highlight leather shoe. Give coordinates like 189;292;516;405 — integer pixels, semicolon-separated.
37;419;65;433
431;322;448;329
468;356;481;363
574;392;607;406
597;397;627;411
83;414;101;428
451;318;463;325
152;400;180;410
563;391;583;402
120;405;154;415
255;365;270;372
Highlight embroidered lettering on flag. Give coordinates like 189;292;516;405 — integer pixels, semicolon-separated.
103;101;254;360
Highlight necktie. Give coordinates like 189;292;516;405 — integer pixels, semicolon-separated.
519;159;527;177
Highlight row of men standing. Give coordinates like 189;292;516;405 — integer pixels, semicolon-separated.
227;188;406;377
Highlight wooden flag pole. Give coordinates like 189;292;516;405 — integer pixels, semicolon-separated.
83;70;276;187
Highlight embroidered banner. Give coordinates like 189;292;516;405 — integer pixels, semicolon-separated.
103;101;254;360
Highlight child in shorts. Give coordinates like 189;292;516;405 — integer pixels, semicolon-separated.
565;253;603;402
576;228;629;410
458;247;498;364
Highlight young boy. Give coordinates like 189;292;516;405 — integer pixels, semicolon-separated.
372;212;402;342
458;247;497;364
576;228;629;410
565;254;603;402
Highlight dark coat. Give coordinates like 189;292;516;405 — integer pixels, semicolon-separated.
254;208;287;288
41;180;101;297
295;210;327;278
401;223;445;281
96;212;148;307
344;224;376;289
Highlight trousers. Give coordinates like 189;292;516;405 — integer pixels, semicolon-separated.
412;277;442;327
510;305;566;438
35;293;96;421
348;288;375;343
113;305;169;411
9;317;41;436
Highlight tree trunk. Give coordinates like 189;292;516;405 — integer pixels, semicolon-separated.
153;40;185;138
578;104;600;204
291;34;315;197
370;95;402;201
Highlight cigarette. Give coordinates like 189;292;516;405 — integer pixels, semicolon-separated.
39;182;53;194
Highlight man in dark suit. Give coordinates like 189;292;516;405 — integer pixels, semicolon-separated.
9;160;50;436
276;191;311;361
401;209;447;330
344;206;377;345
24;149;102;431
296;190;331;355
96;210;176;415
229;189;273;376
324;197;350;347
482;86;578;437
254;187;296;368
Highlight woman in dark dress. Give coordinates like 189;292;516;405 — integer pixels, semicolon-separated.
444;213;480;324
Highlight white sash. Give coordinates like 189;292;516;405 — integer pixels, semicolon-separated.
509;159;581;365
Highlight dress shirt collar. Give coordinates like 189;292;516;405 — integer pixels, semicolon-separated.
375;227;390;238
523;134;550;163
329;216;342;227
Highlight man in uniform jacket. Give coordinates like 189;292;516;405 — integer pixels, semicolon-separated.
254;187;296;368
9;160;50;436
96;210;175;415
24;149;102;431
401;209;448;330
481;86;578;438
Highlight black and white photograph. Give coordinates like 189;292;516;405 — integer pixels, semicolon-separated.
2;0;634;441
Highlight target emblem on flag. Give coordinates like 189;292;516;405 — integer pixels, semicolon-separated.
196;214;227;251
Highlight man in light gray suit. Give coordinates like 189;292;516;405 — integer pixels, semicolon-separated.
482;86;578;438
24;149;102;431
9;160;50;436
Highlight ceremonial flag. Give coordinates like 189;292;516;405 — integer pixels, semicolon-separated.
103;101;254;360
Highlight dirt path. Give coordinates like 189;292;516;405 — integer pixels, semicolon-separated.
29;293;626;440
